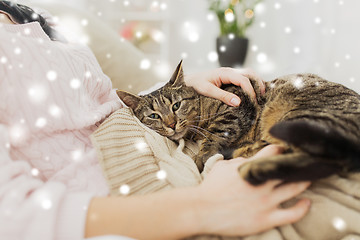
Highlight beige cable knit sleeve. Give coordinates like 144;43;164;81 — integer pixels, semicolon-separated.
91;108;207;196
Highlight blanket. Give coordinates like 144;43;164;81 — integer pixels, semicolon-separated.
91;108;360;240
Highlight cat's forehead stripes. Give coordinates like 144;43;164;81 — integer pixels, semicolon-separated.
161;95;172;105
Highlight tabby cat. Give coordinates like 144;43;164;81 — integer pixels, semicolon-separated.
117;61;360;185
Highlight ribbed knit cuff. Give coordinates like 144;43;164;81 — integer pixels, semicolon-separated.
91;108;202;196
91;109;171;196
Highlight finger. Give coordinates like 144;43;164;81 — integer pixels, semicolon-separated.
215;68;257;101
268;198;311;226
239;68;266;95
249;145;284;160
203;83;242;107
272;181;311;203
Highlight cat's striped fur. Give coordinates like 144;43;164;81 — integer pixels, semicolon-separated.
117;61;360;185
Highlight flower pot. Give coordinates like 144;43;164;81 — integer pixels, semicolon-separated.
216;36;249;67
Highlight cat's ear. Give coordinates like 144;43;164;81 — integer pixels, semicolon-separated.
169;60;184;86
117;90;142;110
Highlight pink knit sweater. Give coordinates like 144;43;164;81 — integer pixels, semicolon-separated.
0;22;122;239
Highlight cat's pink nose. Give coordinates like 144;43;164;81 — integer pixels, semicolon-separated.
168;122;176;130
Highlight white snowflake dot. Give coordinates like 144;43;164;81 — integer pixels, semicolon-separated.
14;47;21;55
119;184;130;195
188;31;199;42
24;28;31;35
208;51;218;62
140;59;151;70
225;12;235;22
259;22;266;28
41;199;52;210
181;52;188;59
294;47;301;54
274;2;282;9
81;19;88;26
49;105;62;118
314;17;322;24
85;71;92;78
207;13;215;21
284;26;292;34
28;85;47;103
0;56;7;64
135;31;143;38
31;168;40;176
293;77;304;89
71;149;83;162
35;117;47;128
47;70;57;81
160;3;167;10
70;78;81;89
135;140;148;151
257;52;268;63
31;13;39;19
228;33;235;40
156;170;167;180
332;217;347;231
219;45;226;52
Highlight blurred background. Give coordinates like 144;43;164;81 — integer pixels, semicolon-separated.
17;0;360;93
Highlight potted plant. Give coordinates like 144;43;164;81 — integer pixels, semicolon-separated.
209;0;262;67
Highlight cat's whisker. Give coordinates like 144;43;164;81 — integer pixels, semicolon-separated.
189;124;223;140
188;127;209;141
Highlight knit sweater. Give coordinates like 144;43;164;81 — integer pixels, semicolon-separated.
0;21;121;239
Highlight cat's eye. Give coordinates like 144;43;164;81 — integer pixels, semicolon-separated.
172;102;181;112
149;113;161;119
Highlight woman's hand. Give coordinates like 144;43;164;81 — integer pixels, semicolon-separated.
184;67;266;107
194;145;311;236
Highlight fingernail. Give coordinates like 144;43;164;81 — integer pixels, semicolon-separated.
230;97;241;106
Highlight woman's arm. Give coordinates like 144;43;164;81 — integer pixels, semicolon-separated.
85;145;311;239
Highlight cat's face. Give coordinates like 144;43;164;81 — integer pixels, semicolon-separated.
117;61;200;141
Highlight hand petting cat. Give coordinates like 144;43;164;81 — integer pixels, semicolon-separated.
184;67;266;107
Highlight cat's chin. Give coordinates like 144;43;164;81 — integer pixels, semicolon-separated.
168;131;187;141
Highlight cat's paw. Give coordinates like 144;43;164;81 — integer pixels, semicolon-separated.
238;160;280;185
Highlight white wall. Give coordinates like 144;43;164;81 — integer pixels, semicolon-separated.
19;0;360;93
168;0;360;93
